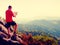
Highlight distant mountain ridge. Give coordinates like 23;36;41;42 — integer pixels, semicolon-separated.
18;20;60;38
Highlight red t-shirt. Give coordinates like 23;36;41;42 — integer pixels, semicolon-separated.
6;10;14;22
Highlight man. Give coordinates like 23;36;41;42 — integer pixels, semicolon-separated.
5;5;17;36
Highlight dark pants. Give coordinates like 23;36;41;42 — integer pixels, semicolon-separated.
5;21;16;29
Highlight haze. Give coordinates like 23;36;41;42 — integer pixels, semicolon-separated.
0;0;60;23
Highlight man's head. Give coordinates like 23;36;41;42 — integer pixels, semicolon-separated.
8;5;12;10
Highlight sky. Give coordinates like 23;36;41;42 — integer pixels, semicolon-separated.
0;0;60;23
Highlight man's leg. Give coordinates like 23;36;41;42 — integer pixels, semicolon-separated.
8;28;10;35
11;21;18;34
14;24;17;33
5;23;11;38
12;24;17;35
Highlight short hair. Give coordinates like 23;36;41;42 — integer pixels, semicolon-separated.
8;5;12;9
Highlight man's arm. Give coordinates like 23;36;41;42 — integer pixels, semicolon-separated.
11;11;15;17
11;11;17;17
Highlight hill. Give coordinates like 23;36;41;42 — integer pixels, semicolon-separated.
18;20;60;38
0;18;59;45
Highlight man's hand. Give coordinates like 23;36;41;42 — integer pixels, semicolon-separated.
14;12;18;17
